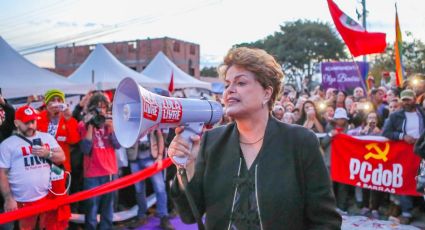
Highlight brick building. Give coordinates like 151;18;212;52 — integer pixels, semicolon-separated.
54;37;200;77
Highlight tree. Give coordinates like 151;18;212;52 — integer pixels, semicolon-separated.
235;20;347;77
200;66;218;77
370;33;425;84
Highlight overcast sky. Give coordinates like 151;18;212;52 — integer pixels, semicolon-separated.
1;0;424;69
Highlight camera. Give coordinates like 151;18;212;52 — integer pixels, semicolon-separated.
87;106;106;128
51;102;67;111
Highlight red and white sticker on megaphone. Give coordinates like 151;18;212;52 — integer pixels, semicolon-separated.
142;92;159;121
161;98;182;123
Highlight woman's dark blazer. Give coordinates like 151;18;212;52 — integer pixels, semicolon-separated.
171;116;342;230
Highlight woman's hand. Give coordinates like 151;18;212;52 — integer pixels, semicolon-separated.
168;127;201;168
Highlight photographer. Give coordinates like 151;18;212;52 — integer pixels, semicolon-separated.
347;112;383;219
37;89;80;172
77;93;120;230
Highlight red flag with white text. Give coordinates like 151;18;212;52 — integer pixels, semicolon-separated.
327;0;387;57
331;134;421;196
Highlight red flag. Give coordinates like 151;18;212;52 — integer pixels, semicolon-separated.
327;0;387;57
168;70;174;93
331;134;421;196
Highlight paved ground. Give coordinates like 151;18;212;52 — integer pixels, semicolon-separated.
109;213;425;230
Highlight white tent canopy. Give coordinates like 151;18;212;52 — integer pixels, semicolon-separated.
142;51;211;90
0;37;86;99
68;44;162;90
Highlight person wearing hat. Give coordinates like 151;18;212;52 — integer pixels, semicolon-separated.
383;89;425;224
321;107;351;214
37;89;80;172
0;105;66;229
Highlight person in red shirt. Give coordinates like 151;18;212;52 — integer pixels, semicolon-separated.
37;89;80;172
78;93;120;230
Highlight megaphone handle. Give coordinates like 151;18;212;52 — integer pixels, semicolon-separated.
173;122;204;166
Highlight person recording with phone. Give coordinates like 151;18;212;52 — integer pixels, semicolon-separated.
37;89;80;172
0;105;66;230
347;111;383;219
77;93;120;230
168;47;341;229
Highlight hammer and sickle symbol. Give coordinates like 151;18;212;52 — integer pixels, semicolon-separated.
364;143;390;162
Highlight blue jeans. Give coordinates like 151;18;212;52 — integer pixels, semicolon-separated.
84;175;117;230
0;209;13;230
399;195;413;217
130;157;168;218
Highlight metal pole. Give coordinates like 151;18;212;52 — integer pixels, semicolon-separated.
362;0;367;64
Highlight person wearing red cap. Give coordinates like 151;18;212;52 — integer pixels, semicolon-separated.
0;105;66;230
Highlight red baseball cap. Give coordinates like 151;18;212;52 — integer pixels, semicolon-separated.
15;105;38;123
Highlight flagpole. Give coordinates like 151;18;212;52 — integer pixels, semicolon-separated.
349;54;368;91
361;0;368;64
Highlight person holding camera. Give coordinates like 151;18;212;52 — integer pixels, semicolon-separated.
37;89;80;172
0;105;66;230
348;111;384;219
77;93;120;230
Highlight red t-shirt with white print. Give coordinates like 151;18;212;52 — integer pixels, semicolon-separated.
78;122;118;178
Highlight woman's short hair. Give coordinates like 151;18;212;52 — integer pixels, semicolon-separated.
218;47;284;110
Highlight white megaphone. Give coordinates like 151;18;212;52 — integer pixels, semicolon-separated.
113;77;223;165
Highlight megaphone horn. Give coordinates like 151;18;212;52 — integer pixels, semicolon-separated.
113;77;223;165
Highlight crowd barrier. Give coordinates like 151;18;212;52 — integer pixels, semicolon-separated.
0;158;172;225
0;133;419;224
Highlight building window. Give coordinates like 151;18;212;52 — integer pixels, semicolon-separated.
190;45;196;55
173;42;180;52
128;41;137;52
188;59;195;76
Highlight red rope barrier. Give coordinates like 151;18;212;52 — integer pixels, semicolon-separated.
0;158;173;224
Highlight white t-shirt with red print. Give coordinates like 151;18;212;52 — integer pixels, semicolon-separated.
0;131;60;202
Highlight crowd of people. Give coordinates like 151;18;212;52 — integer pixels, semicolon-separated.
268;74;425;225
0;89;175;230
1;46;425;229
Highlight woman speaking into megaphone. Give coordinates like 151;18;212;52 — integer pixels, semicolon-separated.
167;47;341;229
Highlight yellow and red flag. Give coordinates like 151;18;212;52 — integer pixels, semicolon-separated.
331;134;421;196
394;6;404;87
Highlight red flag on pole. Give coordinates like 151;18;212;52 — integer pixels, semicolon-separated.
168;70;174;93
327;0;387;57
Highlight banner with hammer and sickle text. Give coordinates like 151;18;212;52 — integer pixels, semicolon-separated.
331;134;422;196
